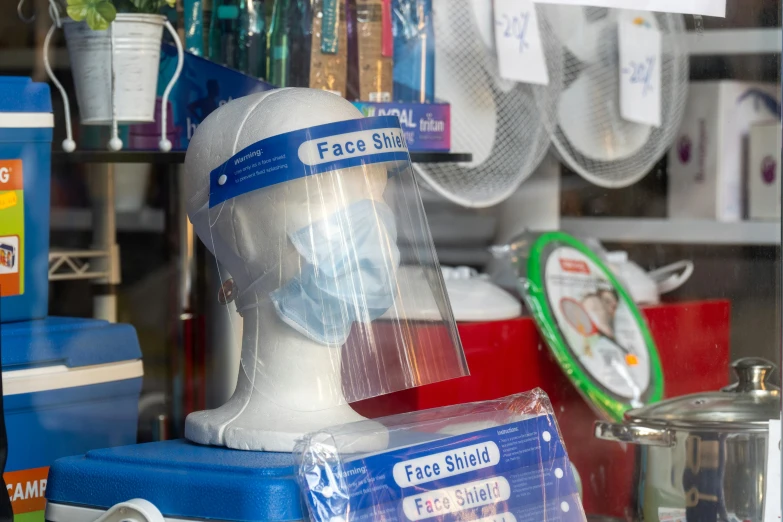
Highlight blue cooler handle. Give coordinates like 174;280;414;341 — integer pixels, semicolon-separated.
91;499;164;522
43;0;76;153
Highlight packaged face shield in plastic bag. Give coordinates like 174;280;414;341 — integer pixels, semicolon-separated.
294;390;586;522
184;89;467;451
492;231;663;422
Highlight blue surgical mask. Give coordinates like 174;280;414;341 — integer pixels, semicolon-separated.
269;199;400;346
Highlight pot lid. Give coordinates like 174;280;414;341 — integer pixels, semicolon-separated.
626;358;781;430
524;232;663;423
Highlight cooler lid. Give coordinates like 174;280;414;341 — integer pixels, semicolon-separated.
1;317;141;370
0;77;52;114
46;440;303;522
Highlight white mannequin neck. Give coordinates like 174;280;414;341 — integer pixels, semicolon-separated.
185;290;388;452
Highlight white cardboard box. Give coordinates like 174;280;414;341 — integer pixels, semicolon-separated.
668;81;780;221
748;122;782;220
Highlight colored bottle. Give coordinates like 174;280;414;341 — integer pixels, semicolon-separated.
208;0;240;69
288;0;312;87
238;0;267;78
184;0;205;56
267;0;292;86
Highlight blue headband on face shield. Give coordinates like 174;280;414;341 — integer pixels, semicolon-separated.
269;199;400;346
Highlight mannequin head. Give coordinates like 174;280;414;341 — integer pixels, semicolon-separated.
184;88;388;295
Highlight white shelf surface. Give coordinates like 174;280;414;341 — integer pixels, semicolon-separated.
561;217;781;245
684;28;781;55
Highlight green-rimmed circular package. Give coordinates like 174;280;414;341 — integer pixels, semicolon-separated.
523;231;663;421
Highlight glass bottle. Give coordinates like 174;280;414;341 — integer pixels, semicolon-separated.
238;0;267;78
267;0;292;86
208;0;240;69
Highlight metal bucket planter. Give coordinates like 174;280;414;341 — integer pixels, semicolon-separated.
44;13;183;151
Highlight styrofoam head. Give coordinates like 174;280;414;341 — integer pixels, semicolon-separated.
185;89;366;244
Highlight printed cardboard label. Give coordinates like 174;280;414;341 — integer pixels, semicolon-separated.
357;0;393;102
493;0;550;86
4;466;48;522
0;159;24;298
545;246;650;403
310;0;348;97
619;18;662;127
353;102;450;152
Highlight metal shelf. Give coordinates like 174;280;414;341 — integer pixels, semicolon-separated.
51;208;165;233
560;217;781;246
49;249;112;281
53;150;472;164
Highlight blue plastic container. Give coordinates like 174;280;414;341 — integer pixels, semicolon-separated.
2;317;143;522
0;77;53;323
46;440;304;522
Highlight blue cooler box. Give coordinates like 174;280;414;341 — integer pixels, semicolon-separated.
46;440;303;522
0;77;53;323
2;317;143;522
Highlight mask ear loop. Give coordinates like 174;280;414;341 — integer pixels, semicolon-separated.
43;0;76;152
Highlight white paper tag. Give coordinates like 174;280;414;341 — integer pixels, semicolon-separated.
531;0;725;17
493;0;550;86
619;20;662;127
763;418;781;522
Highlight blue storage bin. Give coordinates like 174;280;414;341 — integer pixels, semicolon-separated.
46;440;304;522
2;317;143;522
0;77;53;323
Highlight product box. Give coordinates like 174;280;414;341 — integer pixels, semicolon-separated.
353;101;450;151
46;440;303;522
2;317;143;522
310;0;348;97
130;45;275;152
0;77;53;323
668;81;780;222
351;0;393;102
748;122;782;220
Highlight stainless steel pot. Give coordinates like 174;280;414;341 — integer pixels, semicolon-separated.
595;358;780;522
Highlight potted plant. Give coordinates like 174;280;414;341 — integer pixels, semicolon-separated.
45;0;183;151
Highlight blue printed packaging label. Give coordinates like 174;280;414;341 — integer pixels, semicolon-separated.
300;414;585;522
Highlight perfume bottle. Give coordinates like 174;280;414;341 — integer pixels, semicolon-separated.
208;0;240;69
288;0;312;87
267;0;312;87
267;0;291;86
238;0;267;78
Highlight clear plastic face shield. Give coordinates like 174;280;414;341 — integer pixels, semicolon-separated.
198;110;467;414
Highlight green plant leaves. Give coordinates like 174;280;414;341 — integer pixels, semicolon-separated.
67;0;116;30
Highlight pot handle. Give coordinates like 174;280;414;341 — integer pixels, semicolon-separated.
159;21;184;152
594;421;675;447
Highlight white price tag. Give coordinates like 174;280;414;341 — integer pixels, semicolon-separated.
619;21;662;127
493;0;550;86
764;418;781;522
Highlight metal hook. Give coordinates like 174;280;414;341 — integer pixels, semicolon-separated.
17;0;35;23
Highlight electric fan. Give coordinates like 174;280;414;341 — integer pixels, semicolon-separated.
412;0;564;208
540;5;689;188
